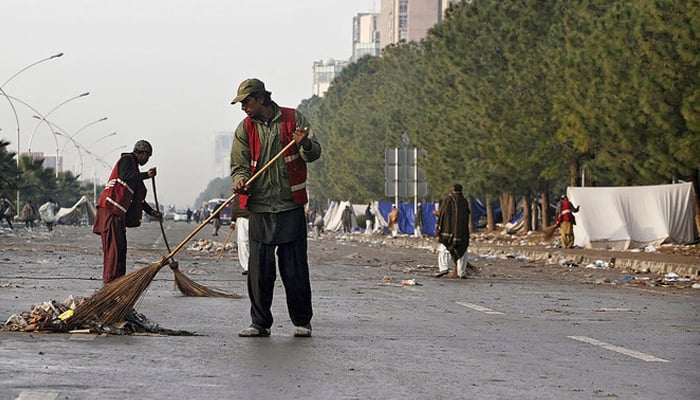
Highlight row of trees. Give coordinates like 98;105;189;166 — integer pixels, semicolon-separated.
298;0;698;231
0;140;98;210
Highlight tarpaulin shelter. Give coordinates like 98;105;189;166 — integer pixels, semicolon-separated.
56;196;96;226
376;201;437;236
569;183;697;250
323;201;359;232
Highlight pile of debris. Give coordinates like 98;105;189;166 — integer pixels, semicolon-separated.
188;238;235;254
2;296;194;336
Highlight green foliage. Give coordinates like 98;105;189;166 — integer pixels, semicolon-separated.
298;0;698;216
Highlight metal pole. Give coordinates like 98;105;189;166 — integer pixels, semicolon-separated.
1;52;63;210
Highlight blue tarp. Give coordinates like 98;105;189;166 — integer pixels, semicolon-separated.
377;201;437;236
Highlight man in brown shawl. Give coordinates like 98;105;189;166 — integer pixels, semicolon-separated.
435;184;470;278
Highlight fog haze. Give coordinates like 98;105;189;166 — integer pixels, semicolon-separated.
0;0;376;208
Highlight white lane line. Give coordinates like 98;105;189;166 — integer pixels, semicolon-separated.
16;391;59;400
456;302;504;315
568;335;669;363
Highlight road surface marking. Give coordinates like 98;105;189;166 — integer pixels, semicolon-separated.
456;302;504;315
568;336;669;363
16;392;58;400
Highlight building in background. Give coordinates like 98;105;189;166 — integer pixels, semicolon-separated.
353;12;381;62
21;151;61;172
213;132;232;179
378;0;458;48
312;59;349;97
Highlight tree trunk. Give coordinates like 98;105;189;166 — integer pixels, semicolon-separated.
500;193;514;224
541;191;550;230
486;194;495;232
522;195;531;232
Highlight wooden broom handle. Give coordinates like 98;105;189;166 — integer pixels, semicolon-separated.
151;176;173;254
166;139;299;258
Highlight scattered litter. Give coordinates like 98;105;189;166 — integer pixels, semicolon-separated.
559;260;578;268
663;272;691;283
2;296;195;336
585;260;610;269
643;245;658;253
507;254;528;262
692;283;700;289
401;279;421;286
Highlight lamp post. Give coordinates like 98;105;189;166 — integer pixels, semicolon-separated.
0;52;63;209
88;131;117;148
27;91;90;176
58;116;108;164
33;116;85;179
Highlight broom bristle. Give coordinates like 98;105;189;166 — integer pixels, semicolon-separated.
173;267;241;299
68;260;165;329
543;224;558;240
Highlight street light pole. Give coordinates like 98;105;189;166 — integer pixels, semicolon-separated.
58;116;108;161
27;91;90;177
0;52;63;209
34;116;85;179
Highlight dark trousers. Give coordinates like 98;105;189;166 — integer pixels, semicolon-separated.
96;209;127;284
247;208;312;329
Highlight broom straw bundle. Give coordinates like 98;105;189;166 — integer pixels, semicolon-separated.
151;176;240;299
68;139;299;329
543;224;558;240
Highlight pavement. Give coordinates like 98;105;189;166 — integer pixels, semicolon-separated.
0;223;699;399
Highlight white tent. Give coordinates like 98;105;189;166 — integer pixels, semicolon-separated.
323;201;357;232
569;182;697;250
56;195;96;226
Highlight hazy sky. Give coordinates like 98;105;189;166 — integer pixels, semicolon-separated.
0;0;377;208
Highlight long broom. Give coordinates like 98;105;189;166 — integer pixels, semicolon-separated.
151;176;240;298
67;139;299;329
543;224;558;240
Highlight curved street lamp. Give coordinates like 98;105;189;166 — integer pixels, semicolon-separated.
27;91;90;174
0;52;63;208
88;131;117;148
58;116;108;157
32;116;85;178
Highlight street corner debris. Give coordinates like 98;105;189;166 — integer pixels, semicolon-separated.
2;296;195;336
559;259;578;268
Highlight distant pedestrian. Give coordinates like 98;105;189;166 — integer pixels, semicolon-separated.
212;208;221;236
39;199;60;231
229;196;249;275
414;202;423;238
314;211;324;238
341;204;353;233
186;208;192;223
21;200;38;229
435;184;470;278
0;196;15;229
364;203;374;234
388;204;399;238
555;194;580;248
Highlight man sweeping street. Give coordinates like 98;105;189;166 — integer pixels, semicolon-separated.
93;140;162;284
230;78;321;338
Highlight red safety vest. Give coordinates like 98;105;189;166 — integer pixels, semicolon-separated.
96;153;147;227
240;107;308;208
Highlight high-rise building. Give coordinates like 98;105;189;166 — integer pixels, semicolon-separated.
312;59;349;97
378;0;458;48
353;13;381;62
213;132;232;179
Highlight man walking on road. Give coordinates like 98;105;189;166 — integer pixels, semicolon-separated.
93;140;162;284
435;184;470;278
230;78;321;338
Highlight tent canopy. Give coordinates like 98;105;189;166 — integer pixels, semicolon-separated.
569;182;696;250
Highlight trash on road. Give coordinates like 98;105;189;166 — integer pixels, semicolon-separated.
2;296;195;336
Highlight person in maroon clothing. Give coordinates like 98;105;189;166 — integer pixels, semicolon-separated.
93;140;162;284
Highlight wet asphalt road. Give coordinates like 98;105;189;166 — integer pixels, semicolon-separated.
0;222;699;400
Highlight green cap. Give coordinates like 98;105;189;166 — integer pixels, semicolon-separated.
231;78;269;104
